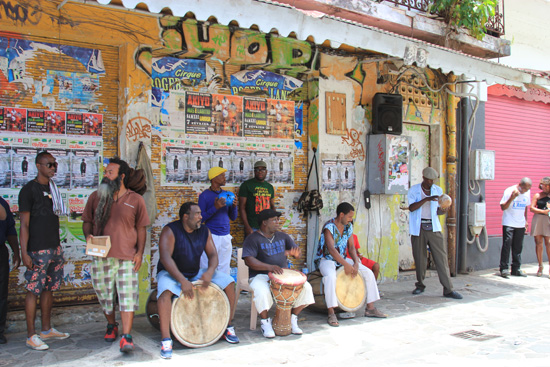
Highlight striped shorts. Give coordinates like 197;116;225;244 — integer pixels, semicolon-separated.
91;257;139;313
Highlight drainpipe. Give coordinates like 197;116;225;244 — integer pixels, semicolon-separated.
446;77;458;277
458;97;469;274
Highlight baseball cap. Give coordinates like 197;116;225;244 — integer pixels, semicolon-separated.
208;167;227;180
258;209;281;224
254;160;267;169
422;167;439;180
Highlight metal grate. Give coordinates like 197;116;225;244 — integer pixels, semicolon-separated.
451;330;501;342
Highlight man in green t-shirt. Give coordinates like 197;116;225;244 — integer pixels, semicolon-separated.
238;160;275;237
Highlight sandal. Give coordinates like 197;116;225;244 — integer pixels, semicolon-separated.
327;313;339;327
537;265;543;277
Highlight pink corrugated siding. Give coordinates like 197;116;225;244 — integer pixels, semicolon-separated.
485;95;550;236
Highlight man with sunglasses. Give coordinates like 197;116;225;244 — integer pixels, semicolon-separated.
18;152;69;351
238;161;276;237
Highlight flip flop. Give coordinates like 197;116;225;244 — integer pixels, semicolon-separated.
327;313;339;327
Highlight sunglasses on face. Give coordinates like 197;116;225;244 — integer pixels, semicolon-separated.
41;162;58;169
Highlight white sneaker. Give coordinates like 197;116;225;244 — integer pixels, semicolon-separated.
26;334;49;350
260;318;275;338
291;314;303;335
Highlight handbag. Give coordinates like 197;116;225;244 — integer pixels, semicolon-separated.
297;148;323;216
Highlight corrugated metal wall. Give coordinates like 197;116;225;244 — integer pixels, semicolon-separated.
485;95;550;236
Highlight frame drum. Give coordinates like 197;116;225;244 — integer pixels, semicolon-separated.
170;281;230;348
307;266;366;313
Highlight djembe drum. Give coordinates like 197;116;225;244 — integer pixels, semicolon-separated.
268;269;307;336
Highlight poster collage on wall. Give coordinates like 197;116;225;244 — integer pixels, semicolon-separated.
0;111;103;261
150;58;304;187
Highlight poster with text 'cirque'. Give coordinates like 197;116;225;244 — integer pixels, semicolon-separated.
243;97;268;137
185;92;212;135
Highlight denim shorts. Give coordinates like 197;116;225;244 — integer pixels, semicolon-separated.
157;269;234;298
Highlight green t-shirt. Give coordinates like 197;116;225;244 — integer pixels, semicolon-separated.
238;178;275;229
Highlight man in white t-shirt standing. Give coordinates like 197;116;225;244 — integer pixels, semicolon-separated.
499;177;532;278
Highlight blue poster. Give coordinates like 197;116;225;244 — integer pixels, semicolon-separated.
230;70;303;100
150;57;207;108
0;37;105;82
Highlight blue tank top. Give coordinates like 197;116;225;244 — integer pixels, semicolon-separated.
157;220;209;278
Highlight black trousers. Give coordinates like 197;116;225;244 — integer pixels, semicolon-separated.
500;225;525;272
0;245;8;335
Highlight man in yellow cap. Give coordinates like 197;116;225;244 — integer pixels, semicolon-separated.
198;167;238;274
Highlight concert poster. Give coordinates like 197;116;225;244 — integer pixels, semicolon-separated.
3;107;27;133
185;92;213;135
44;110;66;135
243;97;268;138
66;112;85;135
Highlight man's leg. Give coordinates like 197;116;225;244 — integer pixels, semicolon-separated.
249;275;275;337
116;259;139;352
39;290;53;332
426;231;454;295
120;312;134;335
500;226;514;273
91;257;118;341
157;290;173;340
217;234;233;276
319;259;338;313
0;251;9;341
411;233;427;291
25;292;38;338
511;227;526;273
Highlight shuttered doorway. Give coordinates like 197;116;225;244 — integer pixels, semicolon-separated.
485;95;550;236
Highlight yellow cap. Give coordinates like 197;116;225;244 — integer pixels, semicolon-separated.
208;167;228;180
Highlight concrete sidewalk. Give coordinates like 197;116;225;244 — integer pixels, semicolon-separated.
1;263;549;367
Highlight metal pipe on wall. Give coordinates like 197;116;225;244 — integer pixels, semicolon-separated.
458;97;469;274
446;78;459;276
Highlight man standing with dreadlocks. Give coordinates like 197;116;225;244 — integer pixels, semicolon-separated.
82;157;150;353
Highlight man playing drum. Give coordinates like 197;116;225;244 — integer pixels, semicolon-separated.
242;209;314;338
156;202;239;359
314;202;387;327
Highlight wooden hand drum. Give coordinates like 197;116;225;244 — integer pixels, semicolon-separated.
268;269;306;336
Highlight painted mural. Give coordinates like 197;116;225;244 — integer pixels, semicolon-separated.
0;0;452;309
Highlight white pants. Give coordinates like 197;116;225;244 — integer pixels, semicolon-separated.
319;258;380;309
249;274;315;314
200;233;233;275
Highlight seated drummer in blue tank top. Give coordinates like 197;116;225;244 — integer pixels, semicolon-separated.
156;202;239;359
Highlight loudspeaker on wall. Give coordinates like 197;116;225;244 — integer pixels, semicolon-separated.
372;93;403;135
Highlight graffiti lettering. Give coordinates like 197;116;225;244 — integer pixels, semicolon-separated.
341;128;365;161
126;115;152;142
0;0;42;25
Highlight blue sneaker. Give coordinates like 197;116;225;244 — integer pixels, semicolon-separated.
223;325;239;344
160;338;173;359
